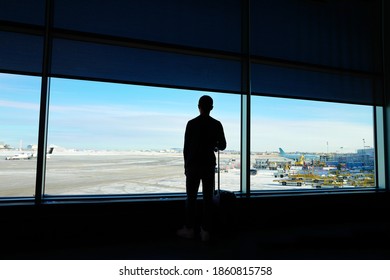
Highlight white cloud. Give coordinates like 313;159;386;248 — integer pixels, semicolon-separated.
0;99;39;111
47;103;191;150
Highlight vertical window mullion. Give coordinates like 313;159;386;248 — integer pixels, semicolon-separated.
375;106;386;189
35;0;53;204
240;0;251;196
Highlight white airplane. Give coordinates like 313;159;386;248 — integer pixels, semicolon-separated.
5;147;54;160
5;152;33;160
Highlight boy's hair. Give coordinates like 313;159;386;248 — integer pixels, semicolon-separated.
198;95;213;112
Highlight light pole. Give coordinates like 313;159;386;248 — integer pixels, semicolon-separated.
362;139;366;166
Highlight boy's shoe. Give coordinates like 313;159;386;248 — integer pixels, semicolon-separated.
200;227;210;242
176;226;195;239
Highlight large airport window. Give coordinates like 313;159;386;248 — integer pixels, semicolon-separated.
250;96;375;191
0;73;41;197
45;78;240;196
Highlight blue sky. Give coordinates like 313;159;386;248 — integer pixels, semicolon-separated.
0;73;374;153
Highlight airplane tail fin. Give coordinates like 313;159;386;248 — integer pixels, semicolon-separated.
279;148;285;155
48;147;54;154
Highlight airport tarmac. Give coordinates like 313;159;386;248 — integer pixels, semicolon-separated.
0;151;310;197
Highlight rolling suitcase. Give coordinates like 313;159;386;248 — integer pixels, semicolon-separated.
213;149;237;232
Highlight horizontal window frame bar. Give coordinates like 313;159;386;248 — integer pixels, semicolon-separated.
0;20;44;36
0;188;380;206
0;69;43;77
52;28;242;62
250;90;380;107
251;55;382;80
48;73;242;96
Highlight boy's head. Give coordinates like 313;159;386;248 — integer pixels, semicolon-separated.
198;95;213;113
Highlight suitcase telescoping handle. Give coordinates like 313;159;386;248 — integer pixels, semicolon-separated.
216;147;220;192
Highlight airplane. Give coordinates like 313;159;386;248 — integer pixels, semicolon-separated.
278;148;320;162
5;152;33;160
5;147;54;160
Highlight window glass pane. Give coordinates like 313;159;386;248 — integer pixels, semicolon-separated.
51;39;241;93
45;78;240;195
251;63;379;106
250;96;375;191
251;0;381;72
0;73;41;197
54;0;241;53
0;31;44;75
0;0;45;25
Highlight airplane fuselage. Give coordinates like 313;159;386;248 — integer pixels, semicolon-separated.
5;153;33;160
279;148;320;161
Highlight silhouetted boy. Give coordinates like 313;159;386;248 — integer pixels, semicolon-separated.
177;95;226;241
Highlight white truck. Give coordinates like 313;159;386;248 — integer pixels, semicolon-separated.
273;168;288;178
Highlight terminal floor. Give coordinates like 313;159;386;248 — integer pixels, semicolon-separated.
3;221;389;260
